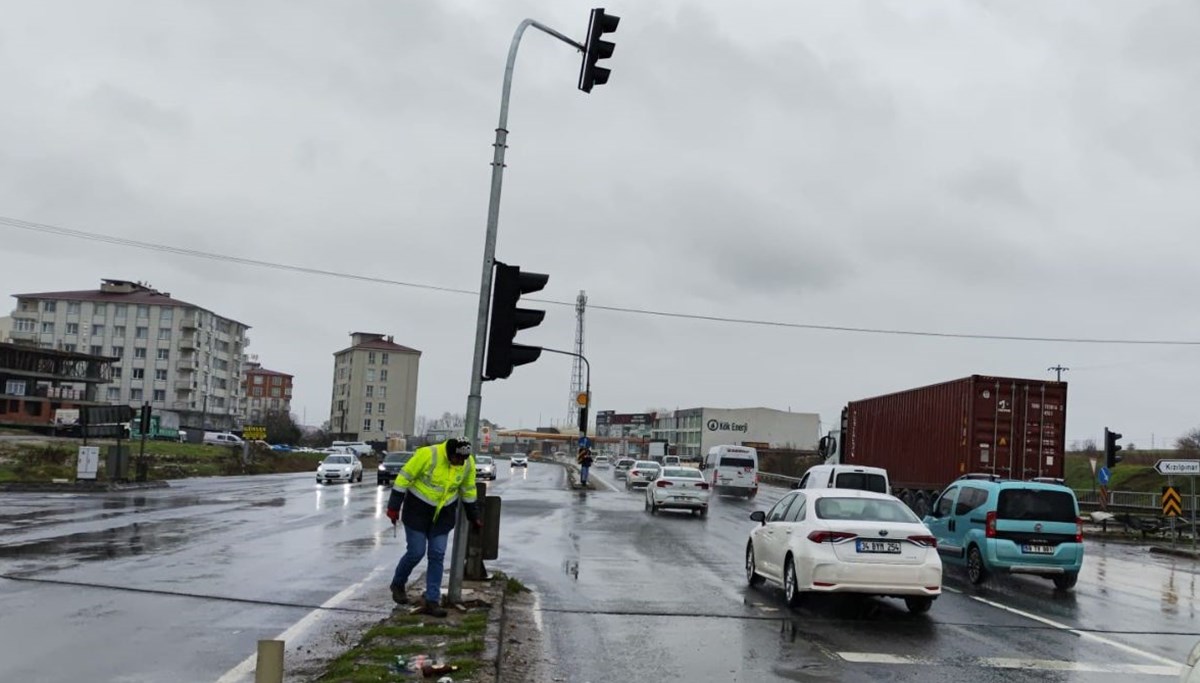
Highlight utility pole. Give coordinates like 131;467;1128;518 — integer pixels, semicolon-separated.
1048;365;1069;382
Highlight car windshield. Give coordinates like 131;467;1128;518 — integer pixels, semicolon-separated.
324;456;352;465
815;497;919;523
663;468;701;479
477;456;493;464
721;457;755;468
997;489;1076;522
384;453;409;464
634;462;659;469
834;472;889;493
617;460;634;467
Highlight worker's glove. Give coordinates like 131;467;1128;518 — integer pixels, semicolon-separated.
472;519;484;530
386;508;399;524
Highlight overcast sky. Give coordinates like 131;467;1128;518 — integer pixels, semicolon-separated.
2;0;1199;447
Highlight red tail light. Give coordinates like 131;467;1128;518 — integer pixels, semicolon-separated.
631;470;640;477
1075;517;1083;543
907;535;938;548
655;480;673;488
985;511;997;538
696;482;710;490
807;531;857;544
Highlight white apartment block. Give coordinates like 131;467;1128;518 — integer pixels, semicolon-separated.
330;332;420;442
9;279;250;430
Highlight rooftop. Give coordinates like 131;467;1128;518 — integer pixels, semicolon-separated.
335;332;420;356
13;279;250;328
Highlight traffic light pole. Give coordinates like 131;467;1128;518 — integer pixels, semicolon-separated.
541;348;591;437
450;19;586;605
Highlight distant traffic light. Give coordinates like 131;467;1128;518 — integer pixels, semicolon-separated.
139;403;152;435
1104;428;1123;469
578;8;620;93
484;262;549;381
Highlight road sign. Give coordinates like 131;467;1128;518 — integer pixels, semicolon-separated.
1098;466;1110;486
243;425;267;441
1155;460;1200;476
576;392;589;407
579;436;592;448
1163;486;1183;517
1088;457;1098;475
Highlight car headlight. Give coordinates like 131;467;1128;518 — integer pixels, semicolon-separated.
378;464;386;471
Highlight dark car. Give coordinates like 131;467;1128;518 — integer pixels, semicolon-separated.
377;451;413;486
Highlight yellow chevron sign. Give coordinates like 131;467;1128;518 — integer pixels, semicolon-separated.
1162;486;1183;517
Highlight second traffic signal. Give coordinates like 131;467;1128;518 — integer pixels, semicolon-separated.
1104;427;1123;469
578;8;620;93
484;262;549;381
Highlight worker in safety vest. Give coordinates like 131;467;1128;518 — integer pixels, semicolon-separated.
386;438;481;616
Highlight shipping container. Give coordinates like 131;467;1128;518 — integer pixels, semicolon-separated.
837;375;1067;516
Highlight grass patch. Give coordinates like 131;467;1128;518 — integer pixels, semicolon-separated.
445;638;485;656
1066;452;1179;495
367;623;476;639
505;575;529;595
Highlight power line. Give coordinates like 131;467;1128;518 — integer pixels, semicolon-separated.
5;214;1200;347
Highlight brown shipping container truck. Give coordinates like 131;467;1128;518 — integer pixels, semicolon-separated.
840;375;1067;516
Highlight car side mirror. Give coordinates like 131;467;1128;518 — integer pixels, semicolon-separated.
750;510;766;525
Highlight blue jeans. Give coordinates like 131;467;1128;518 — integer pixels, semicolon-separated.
391;525;450;604
580;465;590;483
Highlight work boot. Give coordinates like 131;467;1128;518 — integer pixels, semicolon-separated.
390;585;408;605
418;600;448;618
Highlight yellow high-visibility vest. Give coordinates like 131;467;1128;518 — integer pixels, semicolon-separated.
393;441;477;520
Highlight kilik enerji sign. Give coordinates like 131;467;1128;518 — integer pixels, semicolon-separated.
707;419;749;433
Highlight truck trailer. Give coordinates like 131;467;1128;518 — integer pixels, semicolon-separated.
819;375;1067;517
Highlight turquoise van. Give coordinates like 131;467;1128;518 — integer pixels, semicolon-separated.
923;475;1084;590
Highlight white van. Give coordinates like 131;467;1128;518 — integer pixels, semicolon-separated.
204;431;244;446
332;441;373;457
703;445;759;498
794;464;890;494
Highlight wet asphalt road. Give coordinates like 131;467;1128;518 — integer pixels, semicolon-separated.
1;463;1198;682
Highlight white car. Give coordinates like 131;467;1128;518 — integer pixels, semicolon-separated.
317;454;363;484
476;455;497;481
593;455;611;470
645;467;711;517
511;455;528;468
613;458;635;480
624;461;661;490
745;489;942;614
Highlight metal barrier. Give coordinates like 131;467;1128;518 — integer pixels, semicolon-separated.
1075;490;1161;510
757;472;802;487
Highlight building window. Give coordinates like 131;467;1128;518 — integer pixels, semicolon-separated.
137;305;149;319
135;348;147;359
253;387;263;397
368;352;376;364
271;376;282;386
5;380;26;396
93;324;105;336
367;369;376;382
364;402;372;414
271;398;280;409
158;328;172;340
90;345;103;356
43;301;56;313
132;368;145;380
155;369;168;381
114;325;126;337
157;348;170;360
216;378;228;390
252;398;261;407
63;343;77;352
65;323;79;335
15;319;35;332
112;345;124;357
377;420;385;432
160;308;173;322
114;304;127;319
381;353;389;365
377;403;385;415
365;385;374;398
112;367;122;379
106;387;120;401
67;302;81;315
363;418;372;432
153;389;166;402
380;369;388;382
270;387;280;398
135;327;148;339
131;388;143;400
253;376;264;385
40;322;54;334
378;386;387;398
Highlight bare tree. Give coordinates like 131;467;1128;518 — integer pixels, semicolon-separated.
1176;429;1200;457
1081;439;1098;454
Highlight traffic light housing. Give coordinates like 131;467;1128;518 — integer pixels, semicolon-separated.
484;262;548;381
578;8;620;93
139;403;152;435
1104;428;1123;469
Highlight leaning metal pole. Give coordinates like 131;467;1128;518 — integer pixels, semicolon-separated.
449;19;585;604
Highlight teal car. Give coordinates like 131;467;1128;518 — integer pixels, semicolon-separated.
923;475;1084;590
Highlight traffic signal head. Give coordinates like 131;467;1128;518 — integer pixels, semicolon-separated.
484;262;549;381
1104;428;1123;469
578;8;620;93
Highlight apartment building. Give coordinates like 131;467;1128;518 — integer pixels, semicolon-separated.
330;332;420;442
242;360;294;424
9;279;250;430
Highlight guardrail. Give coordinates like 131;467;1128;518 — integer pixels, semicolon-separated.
757;471;802;487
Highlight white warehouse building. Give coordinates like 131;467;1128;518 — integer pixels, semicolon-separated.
652;407;821;459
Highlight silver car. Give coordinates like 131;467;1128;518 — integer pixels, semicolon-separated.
624;460;661;490
317;454;362;484
476;455;497;480
511;454;529;468
614;458;636;480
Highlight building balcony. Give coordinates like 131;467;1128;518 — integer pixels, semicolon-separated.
174;381;195;392
176;360;196;372
178;336;197;350
171;401;194;411
180;314;199;330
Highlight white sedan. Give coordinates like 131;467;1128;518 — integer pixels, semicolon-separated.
745;489;942;614
645;467;711;517
624;461;661;490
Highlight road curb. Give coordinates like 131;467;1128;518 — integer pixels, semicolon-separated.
1149;545;1200;560
0;480;170;493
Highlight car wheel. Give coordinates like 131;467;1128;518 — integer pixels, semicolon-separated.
1053;572;1079;591
967;545;988;585
904;596;933;614
745;543;765;587
644;497;650;511
699;507;708;519
650;503;658;515
747;488;758;499
784;556;804;607
624;479;631;491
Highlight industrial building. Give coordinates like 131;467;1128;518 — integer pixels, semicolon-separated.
652;407;821;459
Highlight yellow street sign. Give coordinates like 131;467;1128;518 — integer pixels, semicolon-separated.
243;425;267;441
576;392;589;407
1162;486;1183;517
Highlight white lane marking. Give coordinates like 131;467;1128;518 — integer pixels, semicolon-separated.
213;564;386;683
838;652;1178;675
939;586;1181;669
590;473;620;492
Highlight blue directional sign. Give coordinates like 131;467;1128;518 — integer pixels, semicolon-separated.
579;436;592;448
1098;466;1111;486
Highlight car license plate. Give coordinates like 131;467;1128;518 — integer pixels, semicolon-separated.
1022;544;1054;555
856;540;901;554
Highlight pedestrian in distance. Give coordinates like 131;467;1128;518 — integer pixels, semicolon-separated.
386;438;482;617
577;446;594;486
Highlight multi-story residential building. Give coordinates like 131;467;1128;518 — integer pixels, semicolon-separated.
0;316;12;343
8;279;251;431
242;360;294;424
329;332;420;442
